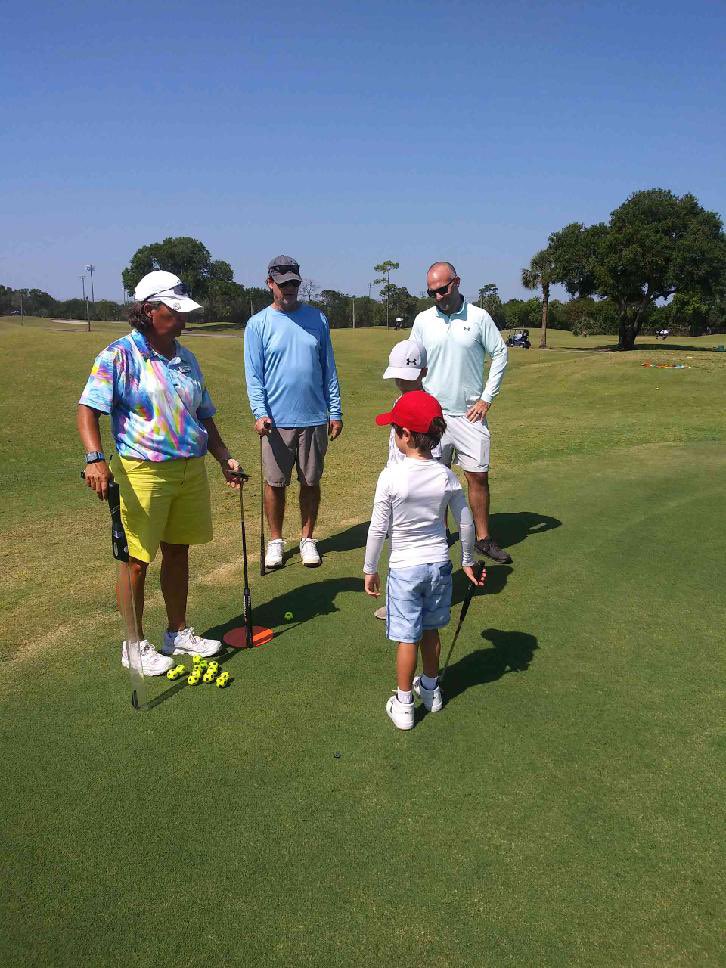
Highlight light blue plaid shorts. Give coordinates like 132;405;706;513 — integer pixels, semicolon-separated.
386;561;453;643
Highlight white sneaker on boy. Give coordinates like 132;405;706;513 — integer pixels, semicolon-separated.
413;675;443;713
386;693;415;730
121;640;174;677
162;627;221;658
299;537;321;567
265;538;284;569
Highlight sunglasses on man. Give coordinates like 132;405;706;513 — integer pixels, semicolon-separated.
427;278;457;299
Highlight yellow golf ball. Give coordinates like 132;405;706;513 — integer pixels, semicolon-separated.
187;674;201;686
284;611;294;621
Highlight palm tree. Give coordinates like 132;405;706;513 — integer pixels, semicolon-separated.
521;248;556;348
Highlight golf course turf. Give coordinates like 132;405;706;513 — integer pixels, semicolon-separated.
1;319;724;967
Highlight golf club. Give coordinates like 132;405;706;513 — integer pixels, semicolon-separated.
81;471;145;709
439;560;486;683
228;468;253;648
259;435;266;577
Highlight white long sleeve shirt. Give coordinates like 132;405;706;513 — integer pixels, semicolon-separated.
364;457;476;573
411;302;508;414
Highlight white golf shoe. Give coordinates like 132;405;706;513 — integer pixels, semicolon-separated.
386;693;415;731
413;675;443;713
121;640;174;677
299;537;321;567
162;627;221;658
265;538;285;569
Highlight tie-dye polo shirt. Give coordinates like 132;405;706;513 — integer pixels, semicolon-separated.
79;329;216;461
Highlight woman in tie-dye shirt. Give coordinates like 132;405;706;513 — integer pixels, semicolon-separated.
78;270;241;676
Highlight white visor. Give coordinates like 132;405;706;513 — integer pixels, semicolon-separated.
151;288;202;313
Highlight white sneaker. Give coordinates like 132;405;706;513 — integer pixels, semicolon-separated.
299;537;321;567
162;627;221;658
413;675;443;713
121;640;174;677
265;538;284;569
386;693;415;730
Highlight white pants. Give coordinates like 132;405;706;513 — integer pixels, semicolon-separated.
440;414;491;473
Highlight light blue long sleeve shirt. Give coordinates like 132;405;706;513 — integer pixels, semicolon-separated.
243;304;343;427
411;302;508;414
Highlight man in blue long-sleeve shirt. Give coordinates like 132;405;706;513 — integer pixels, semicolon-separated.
244;256;343;569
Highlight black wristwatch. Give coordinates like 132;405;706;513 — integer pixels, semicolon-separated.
85;451;106;464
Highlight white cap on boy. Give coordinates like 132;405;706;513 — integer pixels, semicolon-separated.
382;339;428;380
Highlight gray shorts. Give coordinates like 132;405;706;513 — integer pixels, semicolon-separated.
262;426;329;487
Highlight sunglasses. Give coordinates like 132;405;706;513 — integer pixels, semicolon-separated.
427;278;457;299
271;265;300;275
145;282;191;301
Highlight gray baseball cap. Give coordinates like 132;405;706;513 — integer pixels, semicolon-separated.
267;255;301;284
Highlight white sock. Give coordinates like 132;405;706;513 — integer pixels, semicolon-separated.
398;689;413;704
421;674;438;691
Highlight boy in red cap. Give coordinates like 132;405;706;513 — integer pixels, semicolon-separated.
364;390;485;730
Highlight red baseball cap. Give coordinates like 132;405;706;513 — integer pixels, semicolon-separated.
375;390;443;432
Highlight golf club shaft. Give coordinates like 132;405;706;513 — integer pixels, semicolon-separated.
239;485;254;648
259;435;266;576
107;478;146;710
440;561;485;682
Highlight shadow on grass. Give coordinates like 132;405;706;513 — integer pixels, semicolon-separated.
442;627;539;707
148;577;363;709
489;510;562;549
451;564;512;607
569;342;723;353
317;521;370;556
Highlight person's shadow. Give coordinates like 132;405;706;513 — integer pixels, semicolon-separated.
147;577;361;709
451;564;512;606
488;511;561;550
316;522;370;557
204;576;362;648
442;627;539;707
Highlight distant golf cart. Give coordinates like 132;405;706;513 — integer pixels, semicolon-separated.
655;328;670;341
507;329;531;349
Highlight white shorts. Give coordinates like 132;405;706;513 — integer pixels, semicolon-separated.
439;414;491;473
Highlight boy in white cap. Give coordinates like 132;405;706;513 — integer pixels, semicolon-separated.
373;339;440;619
364;391;485;730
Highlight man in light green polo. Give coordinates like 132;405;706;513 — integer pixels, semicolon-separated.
411;261;511;563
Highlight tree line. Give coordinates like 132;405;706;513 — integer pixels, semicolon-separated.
3;190;724;348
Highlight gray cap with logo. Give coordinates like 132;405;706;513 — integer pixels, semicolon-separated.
267;255;301;284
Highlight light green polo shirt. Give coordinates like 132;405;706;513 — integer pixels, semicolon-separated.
410;301;508;415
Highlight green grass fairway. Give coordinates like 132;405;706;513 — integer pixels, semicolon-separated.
1;318;724;967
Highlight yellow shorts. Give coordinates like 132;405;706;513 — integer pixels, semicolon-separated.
112;456;213;563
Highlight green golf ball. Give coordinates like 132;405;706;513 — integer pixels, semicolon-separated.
284;611;294;621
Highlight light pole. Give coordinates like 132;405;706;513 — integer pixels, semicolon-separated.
81;275;90;331
85;264;95;305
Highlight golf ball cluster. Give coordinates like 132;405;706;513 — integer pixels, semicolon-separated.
166;663;187;680
187;655;231;688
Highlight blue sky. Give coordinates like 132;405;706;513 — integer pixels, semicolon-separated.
2;0;724;302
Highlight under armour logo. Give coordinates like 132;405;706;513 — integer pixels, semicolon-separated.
406;357;419;366
463;326;471;331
